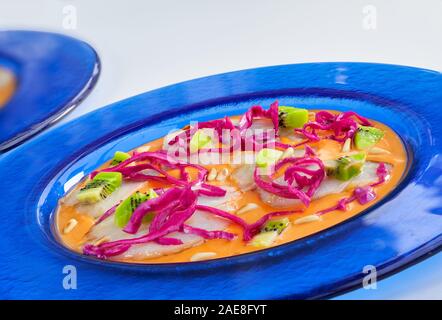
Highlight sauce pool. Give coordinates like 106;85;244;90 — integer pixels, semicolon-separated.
56;114;408;264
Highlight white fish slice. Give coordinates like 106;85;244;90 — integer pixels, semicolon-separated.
196;186;241;211
230;148;306;192
122;232;203;260
85;186;240;260
69;181;148;218
258;162;390;208
231;164;256;191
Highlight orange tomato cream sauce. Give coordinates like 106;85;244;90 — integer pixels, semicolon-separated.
56;106;407;264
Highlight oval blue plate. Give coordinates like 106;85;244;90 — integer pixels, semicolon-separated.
0;30;100;151
1;62;441;299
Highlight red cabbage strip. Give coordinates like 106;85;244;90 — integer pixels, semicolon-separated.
316;164;388;216
119;162;187;186
197;116;236;140
182;225;235;240
304;144;316;156
149;188;197;234
95;204;118;225
198;183;227;197
316;196;355;216
84;243;131;258
353;186;376;204
254;155;325;206
156;237;183;245
335;111;372;126
255;169;310;205
168;101;287;153
195;205;299;241
274;141;291;149
195;205;249;229
123;187;184;234
91;151;208;186
84;189;197;258
91;150;178;178
148;200;181;233
296;111;373;143
370;162;388;187
316;185;376;216
168;117;236;146
238;101;279;136
178;163;208;184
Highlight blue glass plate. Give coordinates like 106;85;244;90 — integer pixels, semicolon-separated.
0;30;100;151
0;62;441;299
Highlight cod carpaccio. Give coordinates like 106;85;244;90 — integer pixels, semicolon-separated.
56;101;407;263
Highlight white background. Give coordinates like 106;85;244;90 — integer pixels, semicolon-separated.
1;0;441;299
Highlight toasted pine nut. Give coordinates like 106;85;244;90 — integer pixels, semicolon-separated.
63;219;78;234
136;145;151;153
281;147;295;159
342;138;351;153
207;168;218;181
93;236;110;246
190;252;217;262
294;215;322;225
216;168;229;181
236;203;259;215
369;147;390;154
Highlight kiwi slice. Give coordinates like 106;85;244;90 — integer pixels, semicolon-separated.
256;148;283;168
278;106;309;129
323;159;339;176
354;126;384;150
114;189;158;228
335;152;366;181
76;172;122;204
110;151;131;166
250;231;278;248
189;129;212;153
262;217;290;234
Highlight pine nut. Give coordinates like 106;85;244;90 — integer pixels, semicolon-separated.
369;147;390;154
236;203;259;215
93;236;110;246
136;145;151;153
207;168;218;181
342;138;351;153
281;147;295;159
216;168;229;181
294;215;322;224
63;219;78;234
190;252;217;262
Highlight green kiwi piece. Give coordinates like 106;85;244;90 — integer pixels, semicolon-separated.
354;126;384;150
110;151;131;166
250;231;278;247
323;159;339;176
278;106;309;129
261;217;290;234
335;152;366;181
256;148;283;168
114;189;158;228
76;172;122;204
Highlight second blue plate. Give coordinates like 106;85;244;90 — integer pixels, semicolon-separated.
0;30;100;151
